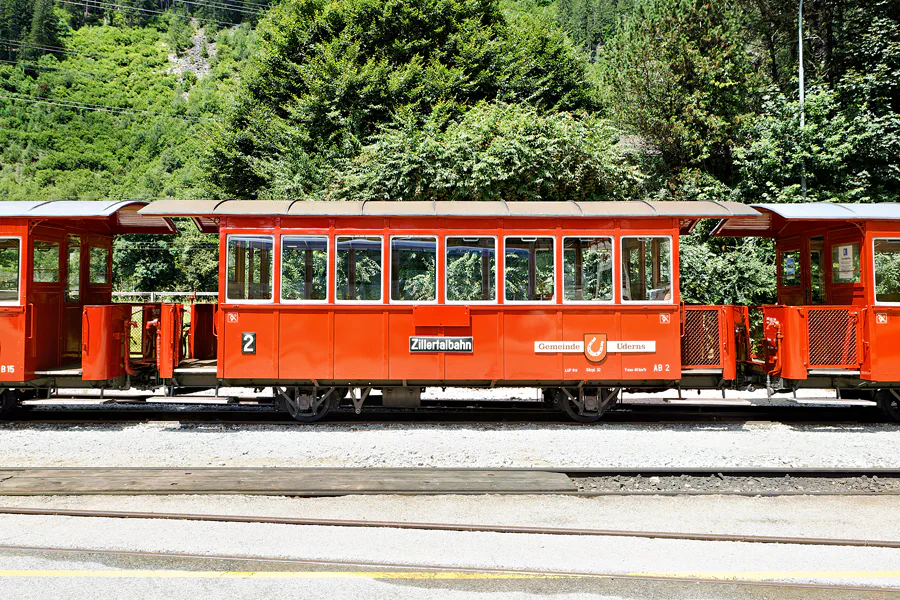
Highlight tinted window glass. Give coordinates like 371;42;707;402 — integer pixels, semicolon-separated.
446;237;496;302
90;247;110;284
831;243;860;283
621;237;671;302
564;237;612;301
227;236;274;301
505;237;554;301
874;239;900;303
391;236;437;302
780;250;801;287
0;238;20;303
33;240;59;283
282;236;328;301
336;236;382;301
66;235;81;301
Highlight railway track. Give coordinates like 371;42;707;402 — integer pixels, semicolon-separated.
7;402;891;425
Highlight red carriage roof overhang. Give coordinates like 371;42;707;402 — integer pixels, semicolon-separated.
713;202;900;238
0;200;177;234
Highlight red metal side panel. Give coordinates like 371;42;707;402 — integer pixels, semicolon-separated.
561;310;622;380
333;310;387;380
503;311;560;380
279;310;334;380
81;304;129;381
443;311;502;381
865;307;900;381
0;307;26;382
620;308;681;379
157;303;184;379
221;308;279;380
762;306;808;380
389;311;441;380
189;304;217;360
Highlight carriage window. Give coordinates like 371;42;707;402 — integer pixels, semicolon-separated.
446;237;496;302
33;241;59;283
0;238;20;303
564;237;613;302
391;236;437;302
621;237;671;302
831;243;860;284
780;250;801;287
282;236;328;301
505;237;555;302
336;236;382;301
89;247;110;284
66;235;81;301
226;236;274;301
874;239;900;303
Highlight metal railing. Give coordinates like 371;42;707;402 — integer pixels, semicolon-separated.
681;306;723;369
806;307;860;369
114;292;218;302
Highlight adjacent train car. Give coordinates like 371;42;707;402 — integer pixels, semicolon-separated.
1;199;899;422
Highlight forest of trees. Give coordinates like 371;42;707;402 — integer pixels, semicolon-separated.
0;0;898;301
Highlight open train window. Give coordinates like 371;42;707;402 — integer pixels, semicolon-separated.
391;236;437;303
874;238;900;304
336;236;382;302
831;242;861;284
621;236;671;302
226;235;274;302
66;235;81;302
89;247;110;284
281;236;328;302
446;237;496;303
780;250;801;287
0;237;20;304
564;237;613;302
504;237;555;302
33;240;59;283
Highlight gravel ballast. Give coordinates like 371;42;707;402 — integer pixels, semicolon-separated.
0;421;898;469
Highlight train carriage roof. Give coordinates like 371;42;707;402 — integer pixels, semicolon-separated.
713;203;900;237
139;200;759;233
0;200;177;234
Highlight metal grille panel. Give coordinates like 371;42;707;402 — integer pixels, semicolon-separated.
682;309;722;367
807;309;858;367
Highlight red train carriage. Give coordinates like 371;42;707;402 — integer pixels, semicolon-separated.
714;203;900;420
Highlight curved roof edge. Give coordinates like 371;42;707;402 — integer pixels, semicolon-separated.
713;202;900;237
0;200;177;234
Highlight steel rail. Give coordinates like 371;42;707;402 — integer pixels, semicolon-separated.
2;506;900;549
0;543;896;593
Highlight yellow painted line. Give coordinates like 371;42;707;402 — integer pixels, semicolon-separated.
631;571;900;581
0;569;559;580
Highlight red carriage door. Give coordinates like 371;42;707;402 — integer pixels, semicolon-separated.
0;236;26;381
29;235;63;371
61;234;84;365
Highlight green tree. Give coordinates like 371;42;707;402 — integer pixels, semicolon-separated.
22;0;64;61
0;0;34;61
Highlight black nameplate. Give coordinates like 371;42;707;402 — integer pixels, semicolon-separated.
409;336;473;353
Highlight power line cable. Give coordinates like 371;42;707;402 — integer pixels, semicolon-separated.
0;57;105;80
55;0;242;27
0;39;107;59
173;0;263;16
0;92;220;123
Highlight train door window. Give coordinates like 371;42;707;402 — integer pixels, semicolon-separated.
336;236;382;302
281;236;328;302
780;250;801;287
226;235;274;302
0;238;20;304
65;235;81;302
831;242;861;284
621;237;671;302
874;238;900;303
89;247;110;284
391;236;437;302
504;237;555;302
446;237;496;303
808;237;825;303
33;240;60;283
563;237;613;302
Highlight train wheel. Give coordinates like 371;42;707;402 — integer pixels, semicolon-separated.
0;389;20;420
554;388;613;423
280;387;345;423
877;390;900;422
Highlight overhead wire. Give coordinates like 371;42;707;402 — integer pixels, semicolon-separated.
0;92;220;123
172;0;263;16
55;0;243;27
0;39;107;59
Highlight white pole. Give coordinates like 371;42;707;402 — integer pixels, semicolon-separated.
799;0;807;200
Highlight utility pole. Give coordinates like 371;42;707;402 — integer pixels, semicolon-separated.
799;0;807;200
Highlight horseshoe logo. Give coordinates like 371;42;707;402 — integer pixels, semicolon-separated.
583;333;607;363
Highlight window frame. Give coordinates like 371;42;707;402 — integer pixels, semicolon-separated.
31;238;60;285
334;234;385;305
65;234;82;303
830;241;861;285
561;235;615;305
779;248;803;288
389;235;439;305
443;235;498;305
0;236;22;306
872;237;900;306
224;234;276;305
502;235;557;304
88;245;111;285
280;234;330;304
619;234;674;305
